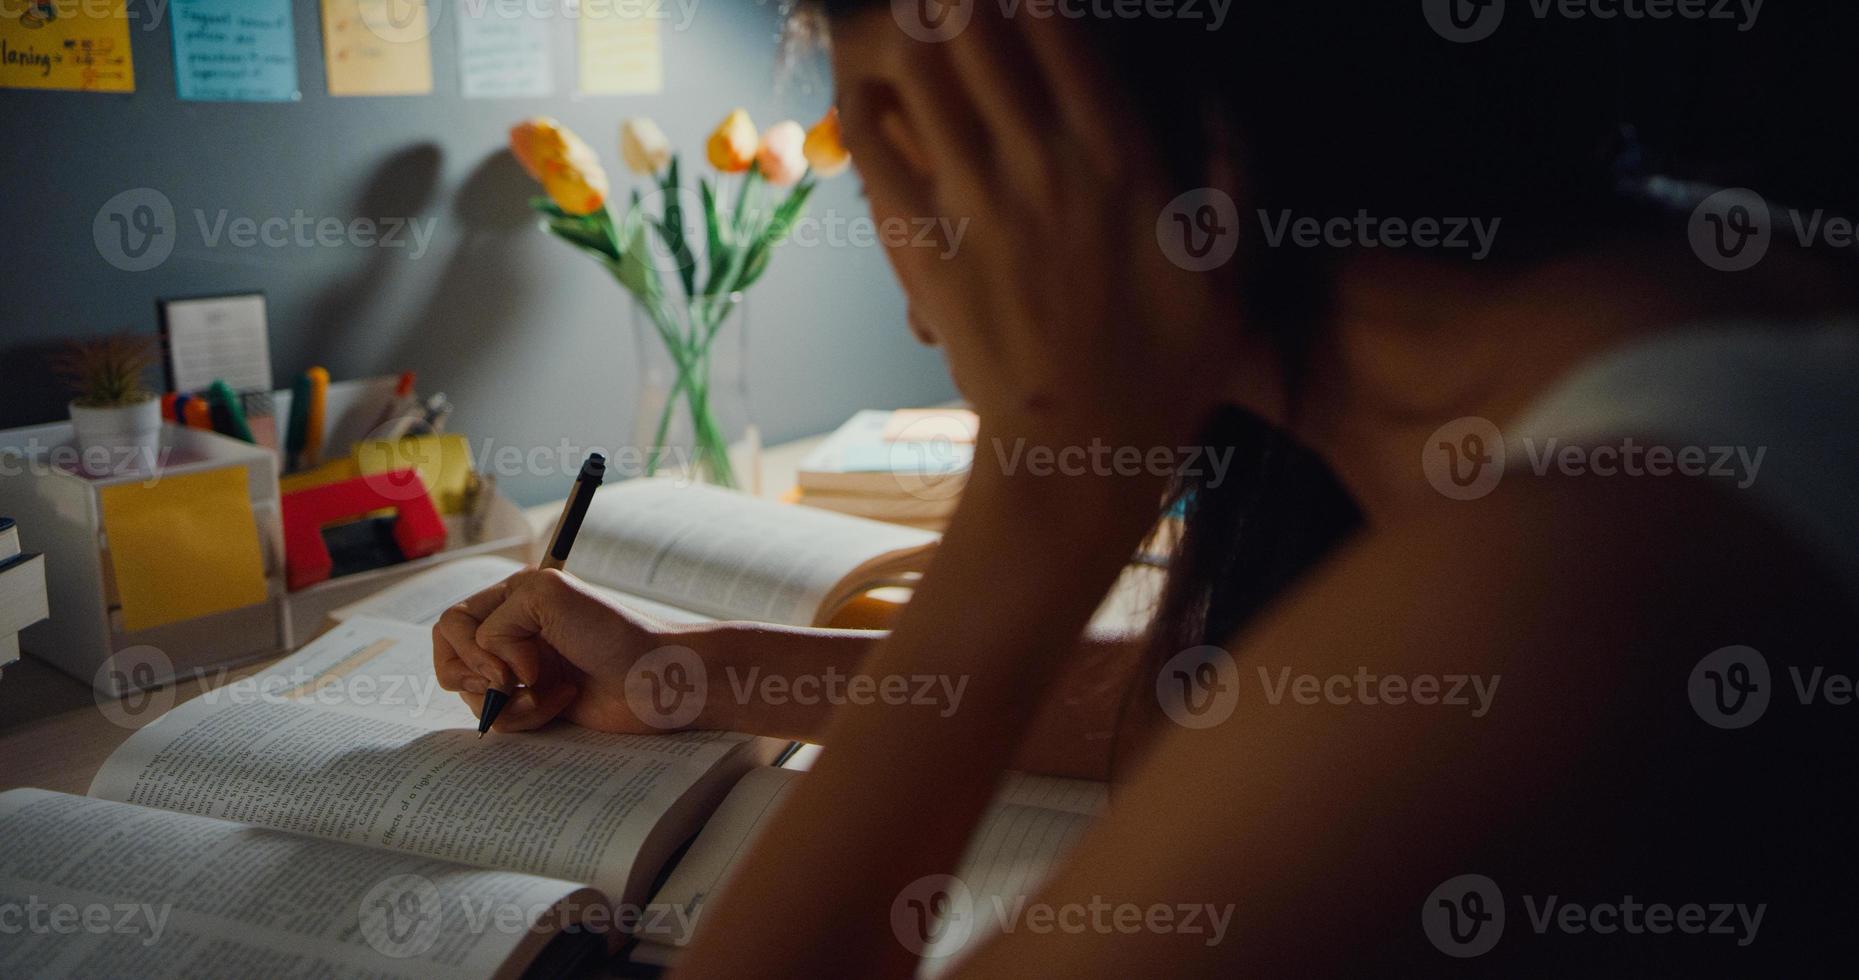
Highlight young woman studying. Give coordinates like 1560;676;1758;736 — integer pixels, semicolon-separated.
436;3;1859;974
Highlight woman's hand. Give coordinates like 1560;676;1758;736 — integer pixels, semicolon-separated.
431;569;687;733
836;11;1245;458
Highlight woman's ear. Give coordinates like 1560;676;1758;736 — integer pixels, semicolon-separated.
829;11;937;201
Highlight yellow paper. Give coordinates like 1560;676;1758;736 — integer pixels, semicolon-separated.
1;0;135;93
353;434;473;515
579;7;660;95
320;0;433;96
99;467;269;633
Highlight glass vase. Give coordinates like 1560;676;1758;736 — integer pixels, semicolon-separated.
631;291;761;493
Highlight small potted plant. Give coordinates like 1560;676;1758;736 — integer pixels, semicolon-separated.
53;334;162;475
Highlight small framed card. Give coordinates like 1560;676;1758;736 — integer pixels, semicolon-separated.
158;292;278;448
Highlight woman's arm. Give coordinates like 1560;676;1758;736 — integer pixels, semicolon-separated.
686;622;1145;780
920;476;1858;977
673;458;1173;979
437;569;1148;779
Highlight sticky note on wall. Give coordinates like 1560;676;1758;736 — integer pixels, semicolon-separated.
320;0;433;96
0;0;135;93
171;0;301;102
99;467;269;633
579;5;661;95
457;3;552;98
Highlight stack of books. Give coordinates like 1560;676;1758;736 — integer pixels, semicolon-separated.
0;517;49;676
789;409;977;530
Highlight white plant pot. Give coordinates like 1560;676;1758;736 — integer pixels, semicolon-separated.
69;398;162;476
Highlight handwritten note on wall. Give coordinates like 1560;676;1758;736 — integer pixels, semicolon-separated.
0;0;134;93
171;0;299;102
579;6;661;95
320;0;433;96
457;4;551;98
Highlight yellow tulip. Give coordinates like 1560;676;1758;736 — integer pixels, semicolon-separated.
802;108;851;178
540;157;610;216
620;117;671;175
756;121;808;187
509;117;609;215
706;109;758;173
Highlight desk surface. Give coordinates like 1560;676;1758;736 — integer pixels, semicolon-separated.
0;428;1160;796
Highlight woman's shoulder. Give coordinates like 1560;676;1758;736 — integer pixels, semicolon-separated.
1511;319;1859;598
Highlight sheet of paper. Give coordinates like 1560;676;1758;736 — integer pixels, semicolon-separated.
0;788;591;980
170;0;300;102
89;616;768;904
320;0;433;96
98;467;268;632
457;2;552;98
0;0;135;93
578;5;660;95
161;294;274;394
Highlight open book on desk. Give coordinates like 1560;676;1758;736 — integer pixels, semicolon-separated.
0;482;1103;979
332;477;942;630
0;616;784;979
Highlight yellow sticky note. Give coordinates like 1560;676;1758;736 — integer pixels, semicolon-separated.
579;6;660;95
1;0;135;93
99;467;269;633
320;0;433;96
353;434;473;515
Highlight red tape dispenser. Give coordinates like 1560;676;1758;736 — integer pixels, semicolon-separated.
281;471;447;590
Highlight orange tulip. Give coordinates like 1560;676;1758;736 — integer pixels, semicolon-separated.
756;121;808;187
706;109;758;173
509;117;609;216
803;108;851;178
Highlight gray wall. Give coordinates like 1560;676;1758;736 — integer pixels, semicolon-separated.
0;0;953;504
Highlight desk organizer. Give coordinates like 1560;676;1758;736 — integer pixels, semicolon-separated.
0;423;284;694
0;413;536;691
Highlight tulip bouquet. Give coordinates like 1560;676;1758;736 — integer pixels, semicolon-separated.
510;108;849;489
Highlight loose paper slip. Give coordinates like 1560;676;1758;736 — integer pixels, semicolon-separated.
0;0;134;93
579;6;660;95
98;467;268;633
170;0;300;102
320;0;432;96
457;4;551;98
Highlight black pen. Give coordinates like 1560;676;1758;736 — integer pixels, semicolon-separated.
478;452;607;738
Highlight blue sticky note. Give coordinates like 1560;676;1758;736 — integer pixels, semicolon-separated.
170;0;300;102
457;5;553;98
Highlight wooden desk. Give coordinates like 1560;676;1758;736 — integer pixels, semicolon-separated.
0;429;1160;795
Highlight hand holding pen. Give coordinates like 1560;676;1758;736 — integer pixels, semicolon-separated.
470;453;605;737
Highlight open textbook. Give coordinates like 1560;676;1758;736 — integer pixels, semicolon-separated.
0;489;1105;978
333;477;942;629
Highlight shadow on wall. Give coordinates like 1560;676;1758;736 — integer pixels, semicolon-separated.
302;143;445;366
382;149;548;385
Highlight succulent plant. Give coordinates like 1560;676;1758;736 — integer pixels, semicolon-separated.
53;334;158;408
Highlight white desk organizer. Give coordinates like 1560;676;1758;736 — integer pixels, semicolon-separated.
0;423;285;694
0;404;537;691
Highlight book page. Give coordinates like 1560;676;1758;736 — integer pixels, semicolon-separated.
87;618;782;907
641;767;1104;967
566;479;938;626
330;554;713;628
0;788;599;980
